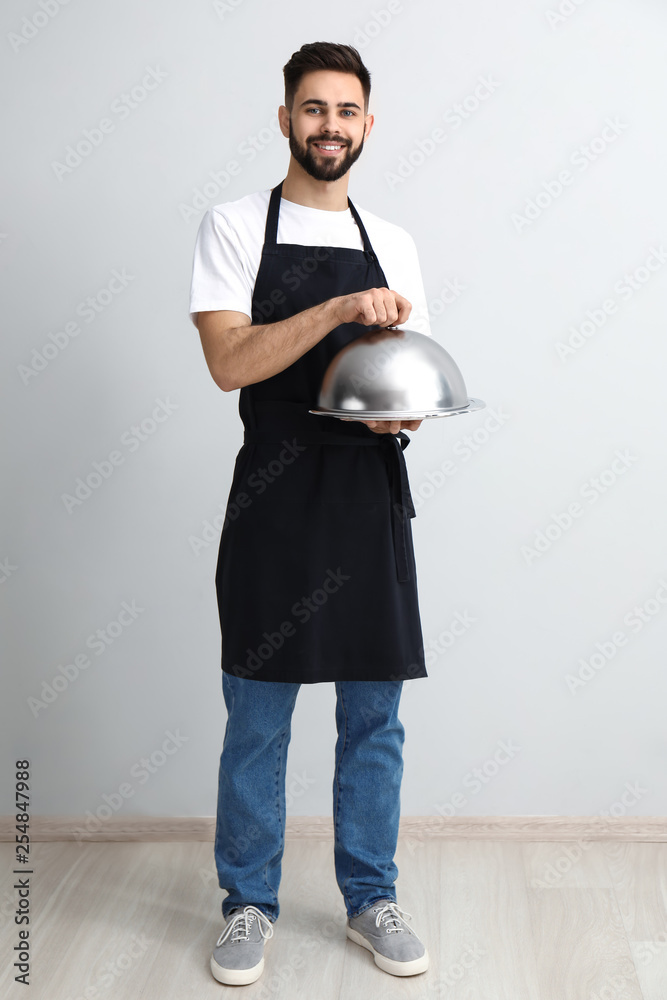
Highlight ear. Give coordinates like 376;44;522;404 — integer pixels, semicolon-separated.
363;113;375;140
278;105;291;138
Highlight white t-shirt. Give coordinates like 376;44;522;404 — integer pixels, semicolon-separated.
188;188;431;336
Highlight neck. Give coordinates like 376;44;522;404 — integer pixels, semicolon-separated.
281;161;351;211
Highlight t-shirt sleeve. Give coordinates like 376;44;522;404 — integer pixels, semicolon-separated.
189;208;253;327
396;231;432;337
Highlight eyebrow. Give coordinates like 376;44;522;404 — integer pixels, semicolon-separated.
299;98;362;110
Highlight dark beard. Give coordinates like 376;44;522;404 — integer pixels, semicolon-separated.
288;120;365;181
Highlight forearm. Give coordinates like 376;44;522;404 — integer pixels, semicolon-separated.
216;298;341;390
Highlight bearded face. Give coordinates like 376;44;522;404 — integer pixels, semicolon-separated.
287;117;366;182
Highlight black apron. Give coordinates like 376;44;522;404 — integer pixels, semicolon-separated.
215;180;427;684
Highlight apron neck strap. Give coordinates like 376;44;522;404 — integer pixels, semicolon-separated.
347;198;374;254
264;179;375;254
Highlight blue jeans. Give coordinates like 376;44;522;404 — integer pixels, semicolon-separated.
214;672;405;923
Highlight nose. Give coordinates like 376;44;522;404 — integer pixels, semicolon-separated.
318;111;340;134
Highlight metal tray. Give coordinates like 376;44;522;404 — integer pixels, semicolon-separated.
309;398;485;421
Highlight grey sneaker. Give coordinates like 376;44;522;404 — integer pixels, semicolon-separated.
210;904;275;985
346;899;429;976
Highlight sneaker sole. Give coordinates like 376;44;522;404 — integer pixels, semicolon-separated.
210;953;265;986
346;926;429;976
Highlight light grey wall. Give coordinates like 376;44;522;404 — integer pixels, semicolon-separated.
3;0;666;828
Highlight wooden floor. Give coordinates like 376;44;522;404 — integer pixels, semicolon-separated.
1;836;666;999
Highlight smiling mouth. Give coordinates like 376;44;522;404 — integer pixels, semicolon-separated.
311;141;347;154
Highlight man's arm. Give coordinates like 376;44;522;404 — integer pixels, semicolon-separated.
196;287;411;392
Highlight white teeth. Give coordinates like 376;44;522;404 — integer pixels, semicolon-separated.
316;144;342;150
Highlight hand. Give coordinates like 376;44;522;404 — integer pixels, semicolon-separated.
359;418;423;434
332;288;412;327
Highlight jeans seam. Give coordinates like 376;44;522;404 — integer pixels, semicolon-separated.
264;726;287;907
334;682;355;908
215;673;233;885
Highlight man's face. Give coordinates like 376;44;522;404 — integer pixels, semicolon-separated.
281;70;372;182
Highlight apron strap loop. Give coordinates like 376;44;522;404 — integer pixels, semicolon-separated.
379;433;416;583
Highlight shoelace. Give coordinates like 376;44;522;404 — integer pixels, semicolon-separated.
372;901;414;934
216;905;274;947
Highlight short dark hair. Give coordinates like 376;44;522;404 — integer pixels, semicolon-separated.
283;42;371;112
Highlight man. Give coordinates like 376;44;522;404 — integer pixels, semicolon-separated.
189;41;431;986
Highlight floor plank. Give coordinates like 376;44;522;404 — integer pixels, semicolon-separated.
605;842;667;1000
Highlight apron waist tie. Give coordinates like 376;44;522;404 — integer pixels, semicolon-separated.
243;419;417;583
